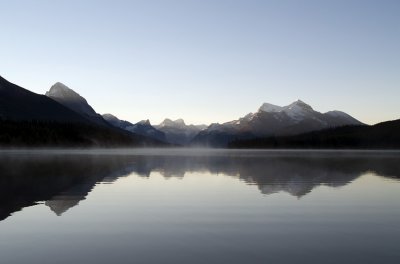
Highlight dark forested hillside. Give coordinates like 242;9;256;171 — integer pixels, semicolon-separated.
0;119;165;147
229;119;400;149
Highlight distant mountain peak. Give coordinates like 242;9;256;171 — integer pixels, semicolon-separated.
46;82;82;100
160;118;186;127
259;102;283;113
45;82;110;126
286;99;313;110
174;118;185;125
258;100;313;114
192;99;363;147
138;119;151;125
282;100;314;119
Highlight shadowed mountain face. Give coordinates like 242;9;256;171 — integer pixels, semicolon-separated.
0;150;399;221
45;82;111;126
0;76;90;123
192;100;364;147
103;114;167;142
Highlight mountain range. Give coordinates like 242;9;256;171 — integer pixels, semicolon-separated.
0;74;399;148
102;114;167;143
155;119;207;145
192;100;364;147
102;100;363;146
0;76;165;147
102;114;207;145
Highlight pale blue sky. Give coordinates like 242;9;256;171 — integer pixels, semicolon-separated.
1;0;399;125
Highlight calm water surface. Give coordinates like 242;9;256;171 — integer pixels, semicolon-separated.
0;149;399;264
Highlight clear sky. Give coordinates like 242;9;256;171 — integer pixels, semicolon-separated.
1;0;399;125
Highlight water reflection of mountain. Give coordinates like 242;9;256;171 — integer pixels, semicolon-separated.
0;151;399;221
0;154;135;221
129;153;400;196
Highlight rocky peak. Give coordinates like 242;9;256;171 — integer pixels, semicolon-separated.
46;82;82;100
160;118;186;127
259;102;283;113
285;100;313;111
138;119;151;126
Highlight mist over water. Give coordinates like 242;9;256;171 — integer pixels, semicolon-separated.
0;149;399;264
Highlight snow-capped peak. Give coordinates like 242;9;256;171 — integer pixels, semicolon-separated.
285;100;313;110
282;100;314;120
258;100;313;116
256;100;316;121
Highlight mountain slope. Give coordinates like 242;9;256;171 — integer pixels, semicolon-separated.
229;119;400;149
0;76;166;147
0;118;170;147
192;100;364;147
0;76;90;123
45;82;110;126
102;114;133;130
103;114;167;142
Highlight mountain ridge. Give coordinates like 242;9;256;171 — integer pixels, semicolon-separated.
0;76;167;147
3;74;397;149
0;76;91;124
102;114;167;143
45;82;110;126
191;100;364;147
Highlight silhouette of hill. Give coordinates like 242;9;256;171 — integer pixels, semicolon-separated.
0;119;166;147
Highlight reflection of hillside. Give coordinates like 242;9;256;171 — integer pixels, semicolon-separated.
0;154;136;221
0;151;399;221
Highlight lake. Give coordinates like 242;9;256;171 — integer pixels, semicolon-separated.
0;149;399;264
